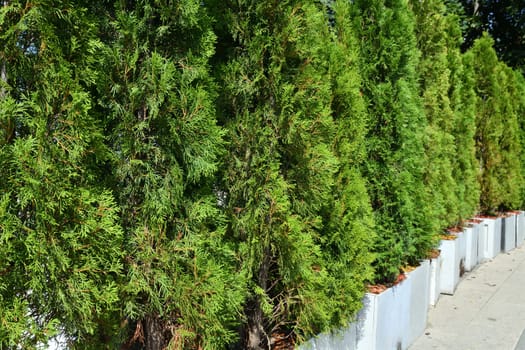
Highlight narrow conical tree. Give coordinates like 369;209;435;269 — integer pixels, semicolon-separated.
351;0;435;282
320;0;376;325
470;34;503;213
496;64;523;210
411;0;460;229
513;71;525;208
470;33;522;213
1;1;123;347
211;1;362;347
94;1;243;349
448;24;480;221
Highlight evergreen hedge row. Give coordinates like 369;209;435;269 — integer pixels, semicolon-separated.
0;0;524;348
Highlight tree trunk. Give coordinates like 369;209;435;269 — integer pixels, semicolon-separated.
245;299;266;350
144;314;167;350
245;248;271;350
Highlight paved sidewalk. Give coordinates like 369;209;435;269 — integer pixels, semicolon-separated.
410;244;525;350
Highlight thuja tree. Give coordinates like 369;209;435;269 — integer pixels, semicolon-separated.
321;0;375;325
495;64;523;210
513;72;525;208
0;1;123;347
94;1;244;349
470;34;522;213
350;0;435;282
211;1;365;347
448;25;480;221
411;0;461;229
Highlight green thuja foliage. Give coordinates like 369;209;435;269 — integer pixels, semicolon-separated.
0;1;123;347
321;0;375;325
411;0;460;229
350;0;435;282
470;34;523;213
513;72;525;208
470;34;503;213
496;65;523;210
448;25;480;221
211;1;365;347
95;1;243;349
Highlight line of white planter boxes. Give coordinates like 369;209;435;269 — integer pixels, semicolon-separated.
301;211;525;350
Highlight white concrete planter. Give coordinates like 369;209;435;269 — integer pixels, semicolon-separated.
353;291;380;350
301;262;431;350
478;217;502;260
428;254;442;306
456;230;467;277
299;282;410;350
359;263;429;350
439;237;460;295
298;289;387;350
501;213;517;252
463;223;479;272
407;260;430;345
517;211;525;247
299;323;358;350
370;281;411;350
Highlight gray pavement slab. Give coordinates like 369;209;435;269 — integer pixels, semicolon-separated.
410;244;525;350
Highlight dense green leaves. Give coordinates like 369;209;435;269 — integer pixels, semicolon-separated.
321;0;375;327
412;0;460;230
0;1;123;347
1;1;524;349
411;0;480;226
95;1;243;349
448;28;481;222
351;0;436;282
513;72;525;208
470;34;523;213
211;1;370;348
